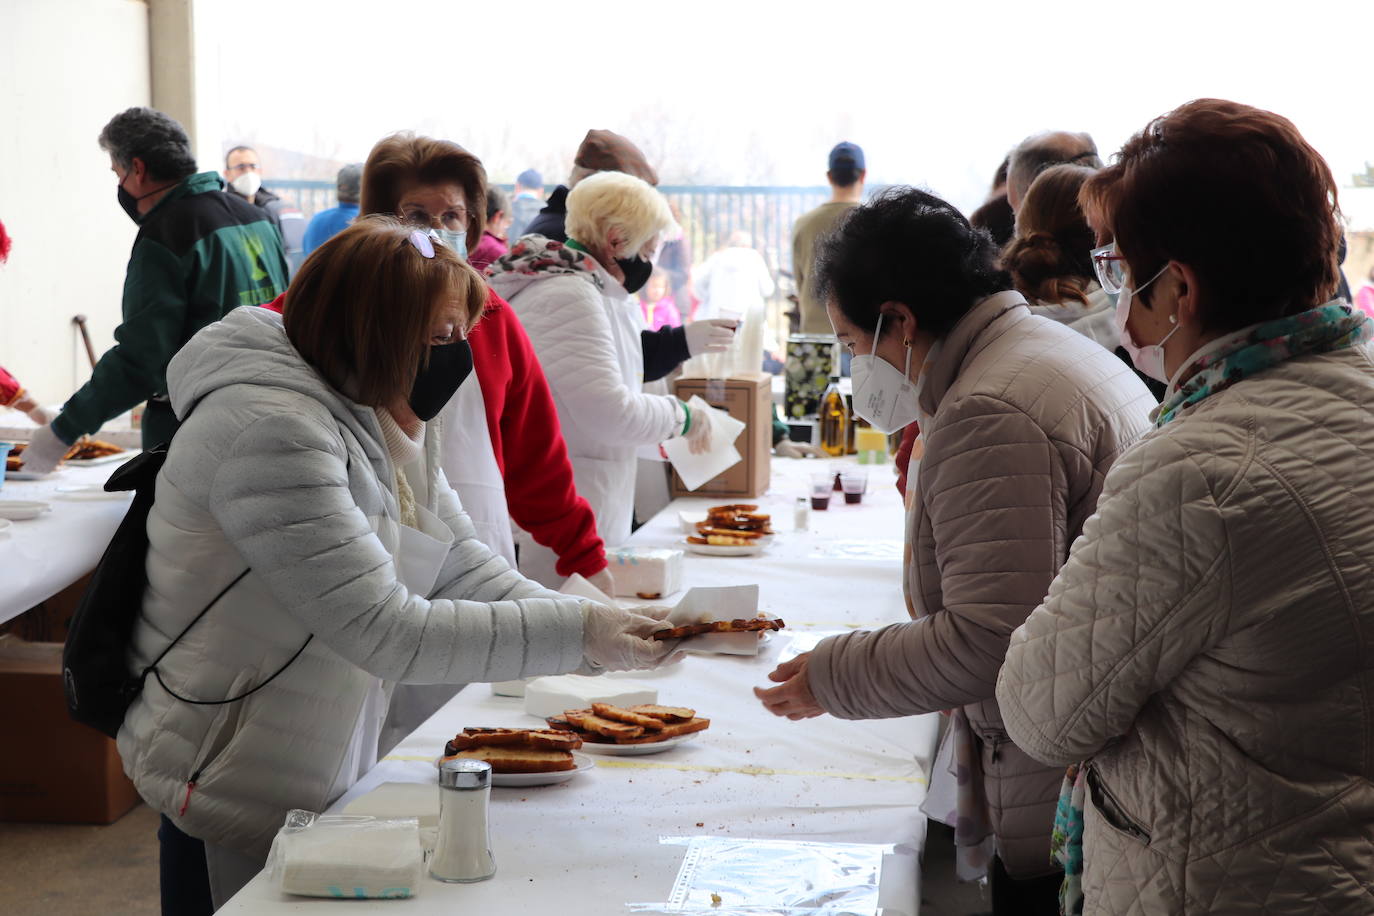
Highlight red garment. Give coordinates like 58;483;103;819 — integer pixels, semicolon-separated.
261;292;607;578
0;365;21;406
894;422;920;498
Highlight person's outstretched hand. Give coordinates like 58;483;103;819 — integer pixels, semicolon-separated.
754;651;825;720
581;603;683;672
774;440;826;459
685;318;738;356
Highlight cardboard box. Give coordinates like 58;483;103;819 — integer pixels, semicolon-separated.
671;374;772;499
0;639;140;824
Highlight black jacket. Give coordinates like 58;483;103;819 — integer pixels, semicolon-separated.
526;185;690;382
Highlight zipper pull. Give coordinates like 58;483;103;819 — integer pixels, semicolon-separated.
179;768;202;817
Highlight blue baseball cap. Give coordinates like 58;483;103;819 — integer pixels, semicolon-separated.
516;168;543;188
828;142;865;172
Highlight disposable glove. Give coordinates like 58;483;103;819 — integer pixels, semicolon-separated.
684;319;738;357
581;603;682;672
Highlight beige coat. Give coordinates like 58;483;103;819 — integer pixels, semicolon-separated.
808;292;1155;876
998;340;1374;913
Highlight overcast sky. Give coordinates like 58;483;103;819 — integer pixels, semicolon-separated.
202;0;1370;215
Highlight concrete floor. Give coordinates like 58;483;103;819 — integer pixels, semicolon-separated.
0;803;160;915
0;807;988;915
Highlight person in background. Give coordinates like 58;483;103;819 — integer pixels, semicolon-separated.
998;98;1374;915
640;267;683;330
301;162;362;256
21;108;289;474
791;142;866;335
657;199;695;311
693;231;775;321
354;131;615;591
223;144;307;275
507;167;544;242
490;171;716;583
469;186;511;271
521;129;736;383
1355;264;1374;317
125;217;676;913
754;187;1154;915
1004;131;1102;214
1000;164;1116;352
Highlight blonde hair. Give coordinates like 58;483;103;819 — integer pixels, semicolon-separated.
566;171;676;259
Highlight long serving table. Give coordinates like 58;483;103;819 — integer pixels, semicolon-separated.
0;461;134;624
221;456;940;914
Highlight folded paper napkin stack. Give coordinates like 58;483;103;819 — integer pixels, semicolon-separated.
268;811;425;899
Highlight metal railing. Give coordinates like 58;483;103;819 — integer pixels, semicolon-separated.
267;180;833;356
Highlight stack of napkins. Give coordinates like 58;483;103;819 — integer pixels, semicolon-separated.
268;813;423;899
607;547;684;598
523;674;659;718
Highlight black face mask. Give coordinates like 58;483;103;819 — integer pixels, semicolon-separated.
409;339;473;422
617;256;654;295
117;174;175;225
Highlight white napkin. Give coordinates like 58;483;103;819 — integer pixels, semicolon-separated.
667;585;772;655
661;396;746;491
269;815;424;899
560;572;619;607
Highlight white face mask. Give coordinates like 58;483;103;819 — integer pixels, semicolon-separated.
230;171;261;199
1114;263;1178;382
434;228;467;261
850;313;920;434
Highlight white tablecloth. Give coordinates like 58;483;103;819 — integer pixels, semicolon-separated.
220;456;937;914
0;460;134;624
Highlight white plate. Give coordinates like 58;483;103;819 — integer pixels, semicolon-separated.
435;751;595;787
0;500;51;520
577;731;703;756
4;470;53;481
683;540;766;557
64;450;135;467
53;485;128;501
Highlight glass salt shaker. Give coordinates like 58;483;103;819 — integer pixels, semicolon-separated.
794;495;810;531
430;758;496;883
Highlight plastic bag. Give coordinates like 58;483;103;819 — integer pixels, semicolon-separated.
265;809;425;899
627;835;891;915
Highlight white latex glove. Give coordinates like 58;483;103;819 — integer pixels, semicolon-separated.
774;440;827;459
581;603;683;672
684;318;738;357
18;424;71;475
11;394;53;427
586;567;616;598
684;402;713;455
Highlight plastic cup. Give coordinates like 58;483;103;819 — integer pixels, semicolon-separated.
840;468;868;505
810;471;833;511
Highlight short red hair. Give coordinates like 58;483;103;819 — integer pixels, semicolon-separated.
1081;98;1342;332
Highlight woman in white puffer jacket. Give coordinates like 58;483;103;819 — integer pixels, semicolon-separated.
489;171;715;582
120;218;675;911
997;99;1374;915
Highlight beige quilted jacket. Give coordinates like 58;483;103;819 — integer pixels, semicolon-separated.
998;342;1374;913
808;292;1156;877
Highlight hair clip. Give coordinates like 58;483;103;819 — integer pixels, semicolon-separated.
408;229;435;259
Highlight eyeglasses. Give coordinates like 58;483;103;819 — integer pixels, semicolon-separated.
399;206;469;232
1091;242;1129;295
226;162;260;174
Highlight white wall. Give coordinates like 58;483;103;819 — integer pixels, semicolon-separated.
0;0;151;406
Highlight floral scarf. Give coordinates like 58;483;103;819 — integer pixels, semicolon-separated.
1051;764;1087;914
1155;301;1370;427
485;234;604;290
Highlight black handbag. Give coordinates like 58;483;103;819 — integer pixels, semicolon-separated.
62;444;311;738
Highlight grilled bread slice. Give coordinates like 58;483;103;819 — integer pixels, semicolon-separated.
446;746;576;773
591;703;666;731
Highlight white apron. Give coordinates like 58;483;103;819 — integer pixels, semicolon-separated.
439;372;516;567
520;285;646;586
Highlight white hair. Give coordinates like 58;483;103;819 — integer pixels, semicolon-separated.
566;171;676;258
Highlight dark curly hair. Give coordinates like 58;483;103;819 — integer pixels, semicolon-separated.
97;107;197;182
815;187;1010;338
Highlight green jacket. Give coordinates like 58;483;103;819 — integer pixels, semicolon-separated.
52;171;288;448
